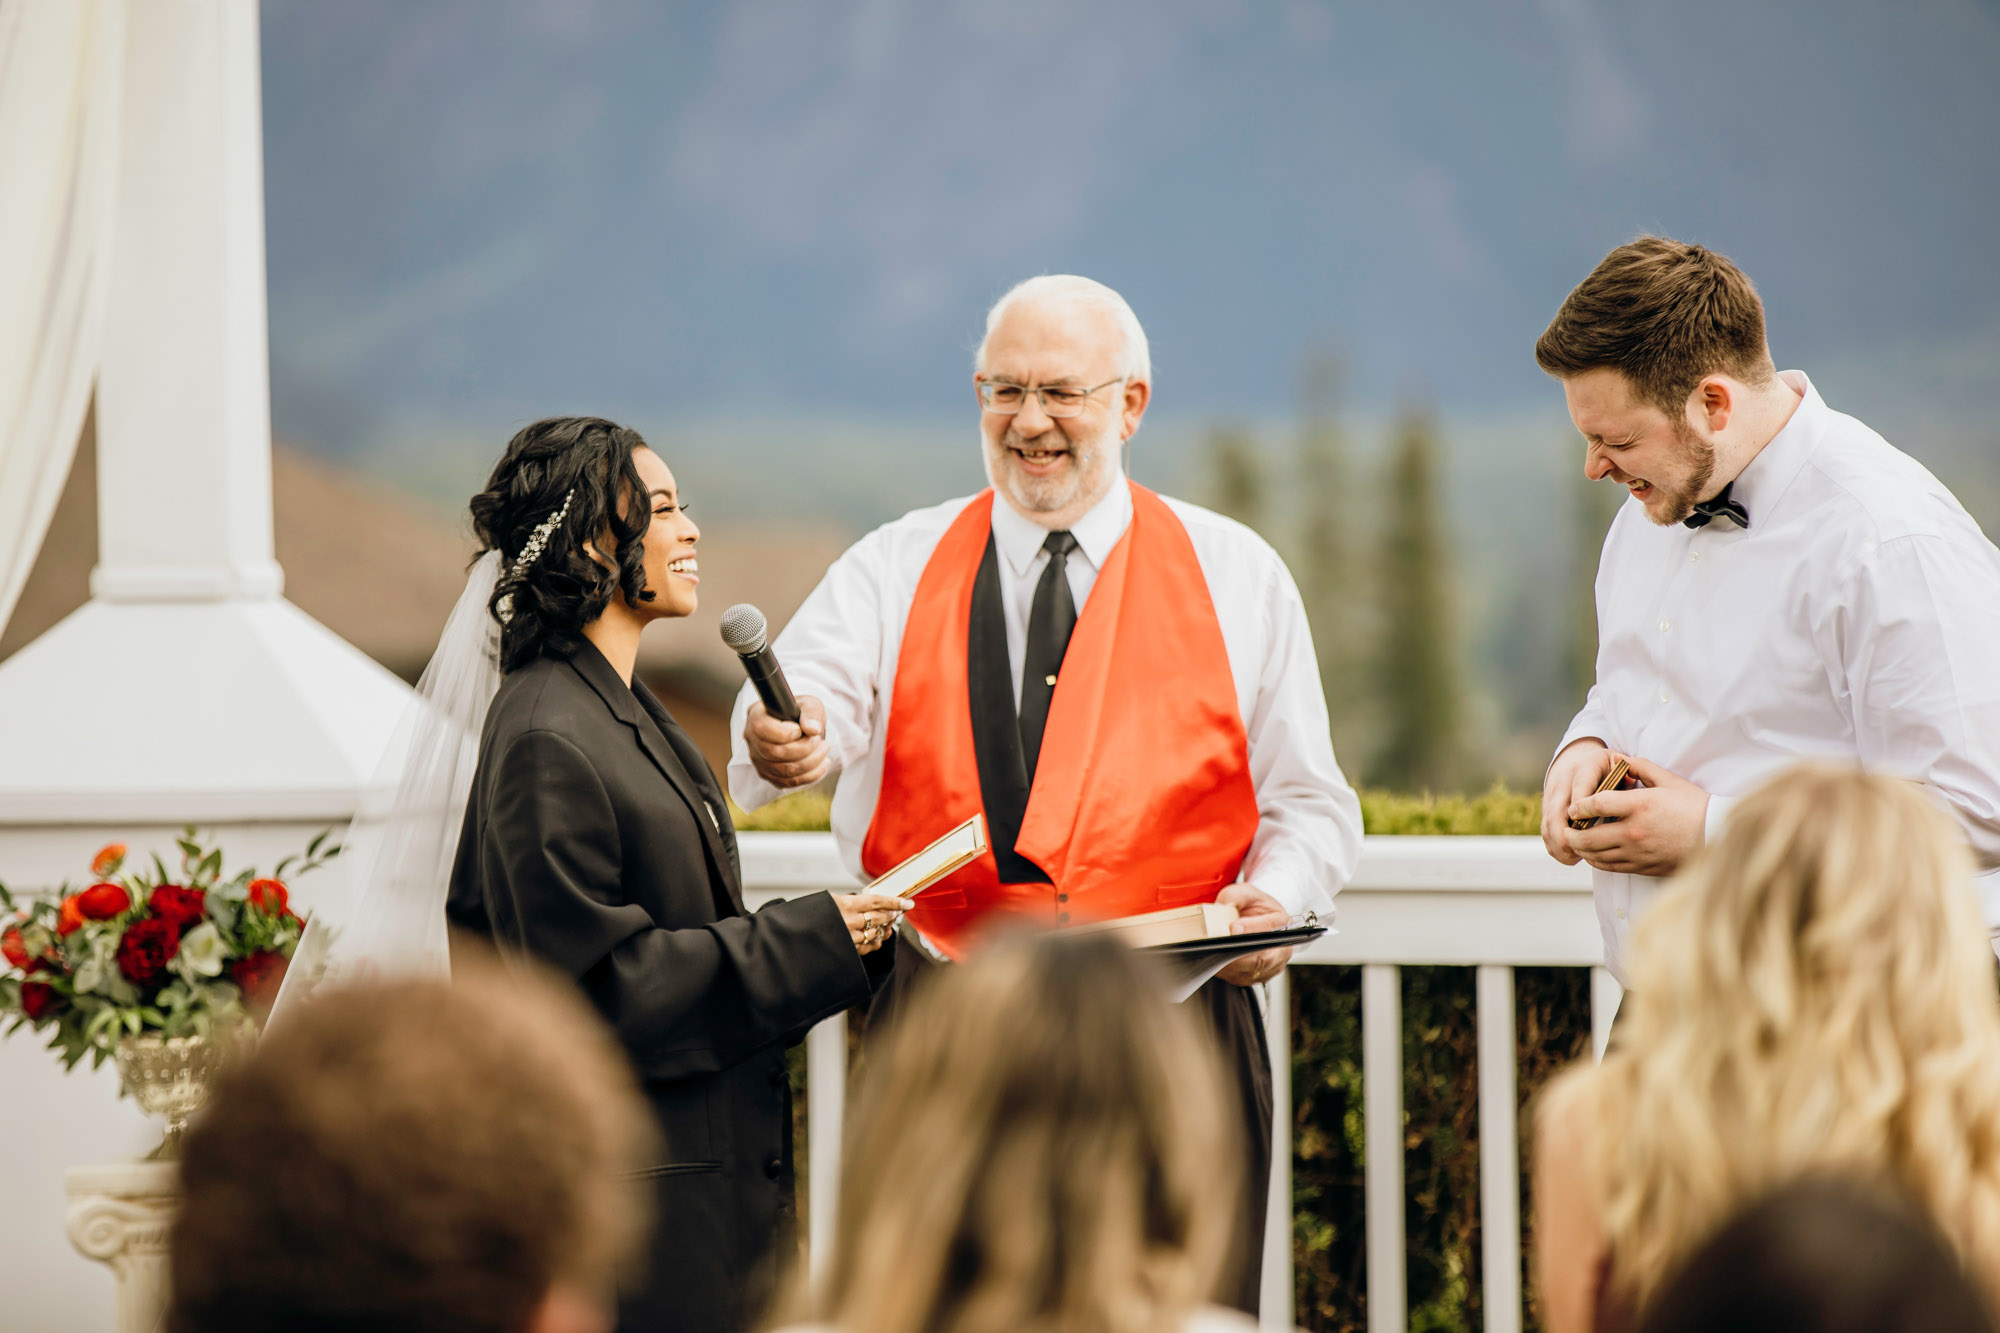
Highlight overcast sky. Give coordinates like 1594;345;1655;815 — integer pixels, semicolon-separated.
261;0;2000;457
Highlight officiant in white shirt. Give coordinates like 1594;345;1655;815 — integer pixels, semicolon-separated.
1537;236;2000;984
728;274;1362;1314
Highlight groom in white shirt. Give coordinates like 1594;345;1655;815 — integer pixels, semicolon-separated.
728;274;1362;1313
1538;236;2000;983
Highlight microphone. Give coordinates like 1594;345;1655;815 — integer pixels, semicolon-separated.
719;604;800;724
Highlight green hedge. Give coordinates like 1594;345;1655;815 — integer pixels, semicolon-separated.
737;783;1542;837
756;786;1586;1331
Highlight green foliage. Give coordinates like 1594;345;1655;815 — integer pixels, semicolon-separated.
1360;783;1540;836
1374;407;1461;792
730;791;836;832
735;785;1543;837
1207;424;1268;533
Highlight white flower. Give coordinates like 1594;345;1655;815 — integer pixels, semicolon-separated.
176;922;228;978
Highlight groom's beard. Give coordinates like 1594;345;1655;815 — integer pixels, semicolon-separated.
1643;420;1718;527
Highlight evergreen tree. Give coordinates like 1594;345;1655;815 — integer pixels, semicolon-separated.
1206;424;1266;534
1296;349;1366;754
1567;460;1623;702
1375;405;1459;791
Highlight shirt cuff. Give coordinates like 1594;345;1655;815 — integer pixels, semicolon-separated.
727;760;786;814
1241;867;1310;920
1547;735;1609;791
1702;792;1738;845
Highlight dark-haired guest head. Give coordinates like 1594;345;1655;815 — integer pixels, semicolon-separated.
1639;1176;1997;1333
469;416;698;673
169;952;656;1333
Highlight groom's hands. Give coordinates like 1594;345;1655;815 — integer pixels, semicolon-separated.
745;695;831;788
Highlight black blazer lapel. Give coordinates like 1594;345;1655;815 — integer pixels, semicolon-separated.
633;679;745;909
562;643;743;916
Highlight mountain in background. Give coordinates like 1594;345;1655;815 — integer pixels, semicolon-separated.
259;0;2000;784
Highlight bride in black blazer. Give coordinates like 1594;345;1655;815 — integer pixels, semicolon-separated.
446;417;907;1333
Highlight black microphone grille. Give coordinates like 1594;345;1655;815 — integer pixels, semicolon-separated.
719;604;768;654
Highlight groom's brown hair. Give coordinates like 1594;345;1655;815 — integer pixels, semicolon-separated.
1536;236;1776;416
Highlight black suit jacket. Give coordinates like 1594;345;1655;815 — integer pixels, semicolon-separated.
447;640;882;1333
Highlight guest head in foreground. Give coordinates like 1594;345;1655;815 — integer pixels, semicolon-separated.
1637;1176;1997;1333
773;932;1254;1333
1534;764;2000;1332
469;414;700;679
170;952;655;1333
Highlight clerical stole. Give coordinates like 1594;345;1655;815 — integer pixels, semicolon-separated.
860;484;1260;959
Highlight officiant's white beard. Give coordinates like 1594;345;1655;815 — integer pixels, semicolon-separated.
982;414;1122;517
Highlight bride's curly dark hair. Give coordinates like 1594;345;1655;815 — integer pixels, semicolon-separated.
469;417;655;673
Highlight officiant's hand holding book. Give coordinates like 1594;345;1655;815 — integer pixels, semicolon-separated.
1057;882;1325;994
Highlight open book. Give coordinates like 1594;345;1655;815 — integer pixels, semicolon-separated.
865;813;988;900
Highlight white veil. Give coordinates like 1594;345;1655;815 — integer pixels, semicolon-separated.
271;550;504;1020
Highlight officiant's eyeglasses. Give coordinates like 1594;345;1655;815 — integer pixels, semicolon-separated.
978;377;1126;418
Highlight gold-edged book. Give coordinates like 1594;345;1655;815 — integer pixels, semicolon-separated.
1061;901;1241;949
1568;756;1632;831
865;813;988;900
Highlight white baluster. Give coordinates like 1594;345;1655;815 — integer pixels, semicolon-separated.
1260;967;1294;1329
806;1010;848;1280
1476;965;1521;1333
1590;967;1623;1062
1363;963;1405;1333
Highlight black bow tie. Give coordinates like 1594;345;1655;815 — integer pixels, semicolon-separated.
1683;483;1750;531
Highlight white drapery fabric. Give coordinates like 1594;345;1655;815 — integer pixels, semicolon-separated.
0;0;123;635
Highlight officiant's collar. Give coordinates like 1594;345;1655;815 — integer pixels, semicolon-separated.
990;476;1132;578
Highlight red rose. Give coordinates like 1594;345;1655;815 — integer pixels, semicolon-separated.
229;950;288;1004
115;916;180;986
56;896;85;936
148;885;207;931
247;879;289;915
19;979;58;1021
76;882;131;920
90;843;127;878
1;923;28;970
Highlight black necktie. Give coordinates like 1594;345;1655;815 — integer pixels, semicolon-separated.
1683;482;1750;531
1017;530;1078;782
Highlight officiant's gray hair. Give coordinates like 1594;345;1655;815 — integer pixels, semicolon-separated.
975;274;1152;383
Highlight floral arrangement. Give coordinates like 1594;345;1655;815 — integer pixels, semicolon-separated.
0;829;339;1069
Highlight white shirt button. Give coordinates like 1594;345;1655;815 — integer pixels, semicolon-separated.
1659;620;1671;633
1689;549;1701;562
1660;688;1671;703
1616;908;1626;921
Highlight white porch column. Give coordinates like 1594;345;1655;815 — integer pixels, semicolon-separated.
0;5;412;1326
0;0;409;848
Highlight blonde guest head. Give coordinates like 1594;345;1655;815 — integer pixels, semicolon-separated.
800;932;1238;1333
1576;764;2000;1310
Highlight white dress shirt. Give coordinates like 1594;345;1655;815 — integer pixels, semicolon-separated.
1560;371;2000;982
728;477;1363;920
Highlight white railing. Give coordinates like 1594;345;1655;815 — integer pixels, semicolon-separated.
739;833;1615;1333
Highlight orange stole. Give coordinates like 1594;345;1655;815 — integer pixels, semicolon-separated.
860;484;1259;958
